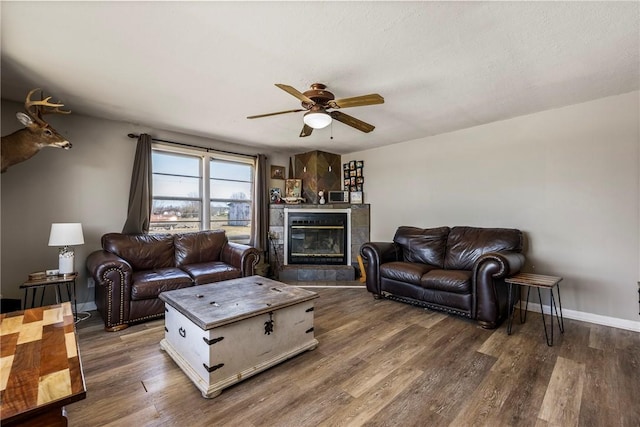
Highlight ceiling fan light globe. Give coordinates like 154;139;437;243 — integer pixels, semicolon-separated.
303;111;332;129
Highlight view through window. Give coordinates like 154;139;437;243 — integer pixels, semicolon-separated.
150;147;254;243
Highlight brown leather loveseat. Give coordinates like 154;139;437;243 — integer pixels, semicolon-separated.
360;226;525;329
86;230;260;331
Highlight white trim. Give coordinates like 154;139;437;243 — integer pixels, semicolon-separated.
523;300;640;332
292;285;366;289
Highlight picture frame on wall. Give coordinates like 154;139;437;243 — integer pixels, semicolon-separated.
270;165;285;180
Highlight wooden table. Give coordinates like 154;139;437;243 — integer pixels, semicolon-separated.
20;273;78;318
0;302;86;426
159;276;318;398
505;272;564;346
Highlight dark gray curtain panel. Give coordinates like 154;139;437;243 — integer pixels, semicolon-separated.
122;133;152;234
250;154;268;252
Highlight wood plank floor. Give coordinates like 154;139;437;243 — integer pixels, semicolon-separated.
67;284;640;427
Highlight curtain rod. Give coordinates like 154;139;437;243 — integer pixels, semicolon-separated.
127;133;257;159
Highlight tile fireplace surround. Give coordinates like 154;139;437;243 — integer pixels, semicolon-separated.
269;204;370;281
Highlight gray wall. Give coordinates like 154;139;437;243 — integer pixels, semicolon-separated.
0;99;292;309
3;92;639;328
344;91;639;326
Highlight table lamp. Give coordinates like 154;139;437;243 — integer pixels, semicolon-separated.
48;223;84;275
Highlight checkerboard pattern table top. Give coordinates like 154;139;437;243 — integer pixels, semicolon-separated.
0;302;86;423
159;275;319;330
505;273;563;289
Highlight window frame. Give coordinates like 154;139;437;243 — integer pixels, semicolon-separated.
150;144;255;243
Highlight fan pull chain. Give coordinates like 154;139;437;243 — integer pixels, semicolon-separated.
330;120;333;140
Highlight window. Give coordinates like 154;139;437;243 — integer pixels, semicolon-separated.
150;147;254;244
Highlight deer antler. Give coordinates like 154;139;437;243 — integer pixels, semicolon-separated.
25;88;71;126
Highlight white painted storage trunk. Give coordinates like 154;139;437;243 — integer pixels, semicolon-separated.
159;276;318;398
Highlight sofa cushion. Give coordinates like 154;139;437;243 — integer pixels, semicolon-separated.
103;233;175;271
174;230;228;267
380;262;438;286
181;262;242;285
421;269;472;294
393;226;450;268
131;268;193;300
444;227;523;271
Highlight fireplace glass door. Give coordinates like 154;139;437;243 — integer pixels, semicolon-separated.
287;212;348;265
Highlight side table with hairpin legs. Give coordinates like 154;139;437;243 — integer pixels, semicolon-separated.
20;273;78;320
505;272;564;346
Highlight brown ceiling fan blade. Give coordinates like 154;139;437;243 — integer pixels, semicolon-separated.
275;84;315;105
330;111;375;133
329;94;384;109
299;124;313;137
247;109;305;119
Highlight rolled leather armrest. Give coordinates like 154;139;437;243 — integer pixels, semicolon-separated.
86;250;134;330
86;250;133;282
473;251;526;328
220;242;260;277
360;242;401;296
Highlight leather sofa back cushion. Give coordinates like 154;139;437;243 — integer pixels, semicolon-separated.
102;233;175;271
444;226;523;270
174;230;227;267
393;226;450;268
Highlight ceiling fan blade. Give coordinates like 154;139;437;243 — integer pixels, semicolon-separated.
329;94;384;109
275;84;315;105
299;124;313;137
247;109;305;119
330;111;375;133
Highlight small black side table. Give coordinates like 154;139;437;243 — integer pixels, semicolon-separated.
505;272;564;346
20;273;78;318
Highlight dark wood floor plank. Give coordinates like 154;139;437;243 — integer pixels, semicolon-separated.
63;285;639;426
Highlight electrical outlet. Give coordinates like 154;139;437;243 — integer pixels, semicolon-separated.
87;277;95;288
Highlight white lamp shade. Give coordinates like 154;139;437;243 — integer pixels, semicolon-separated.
303;111;332;129
48;223;85;246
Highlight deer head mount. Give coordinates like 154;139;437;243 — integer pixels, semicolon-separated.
1;88;71;173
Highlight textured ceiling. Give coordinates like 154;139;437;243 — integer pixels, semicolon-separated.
1;1;638;155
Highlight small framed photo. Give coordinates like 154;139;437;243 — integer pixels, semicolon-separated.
349;160;356;170
349;170;357;177
344;179;350;187
350;191;363;204
356;184;363;191
356;160;364;168
356;168;362;177
344;170;350;179
356;177;364;184
285;179;302;198
343;163;349;170
350;177;356;186
270;188;281;203
270;165;285;180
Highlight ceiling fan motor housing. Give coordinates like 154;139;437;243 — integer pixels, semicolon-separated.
302;83;335;109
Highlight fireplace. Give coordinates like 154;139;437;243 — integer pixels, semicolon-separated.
284;208;351;266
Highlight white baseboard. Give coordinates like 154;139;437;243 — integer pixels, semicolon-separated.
523;301;640;333
294;285;367;289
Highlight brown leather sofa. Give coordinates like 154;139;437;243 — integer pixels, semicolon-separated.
86;230;260;331
360;226;525;329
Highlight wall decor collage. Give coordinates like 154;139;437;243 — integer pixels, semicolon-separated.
344;160;364;204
